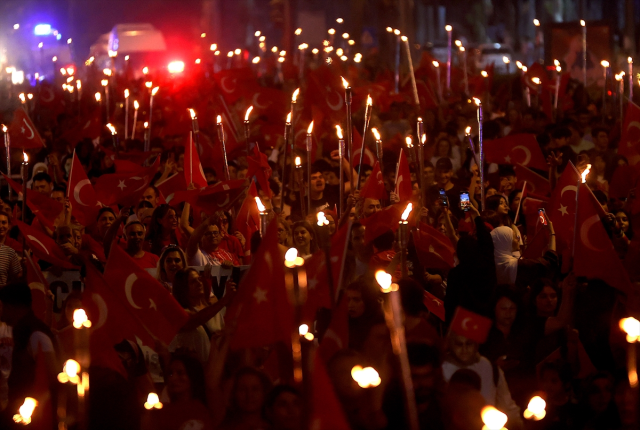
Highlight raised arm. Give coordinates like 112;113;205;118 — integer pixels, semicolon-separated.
544;273;576;335
186;216;210;262
104;207;130;258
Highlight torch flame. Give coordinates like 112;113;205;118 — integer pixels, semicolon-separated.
532;77;541;84
286;112;292;124
216;115;222;124
581;164;591;183
473;97;481;106
1;125;6;133
620;317;640;342
516;60;523;69
23;152;28;163
245;106;253;121
351;365;382;388
124;89;129;98
295;156;301;167
151;86;159;96
341;76;349;89
367;95;372;106
254;197;266;212
13;397;37;424
432;60;439;68
316;211;329;226
292;88;300;102
481;406;508;430
284;247;304;267
422;134;426;144
336;125;343;139
144;393;163;410
372;127;380;140
72;308;92;328
401;35;408;42
375;270;393;293
465;126;471;135
629;56;633;64
481;70;488;77
601;60;610;68
106;123;116;136
133;100;139;109
445;25;452;32
189;109;196;120
401;202;413;220
405;136;413;148
524;396;547;420
307;121;314;134
580;19;586;27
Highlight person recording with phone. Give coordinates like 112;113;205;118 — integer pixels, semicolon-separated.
427;158;464;220
490;208;557;288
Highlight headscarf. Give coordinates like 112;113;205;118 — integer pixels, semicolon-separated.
490;226;519;285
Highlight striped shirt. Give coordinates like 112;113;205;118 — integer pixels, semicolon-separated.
0;244;22;288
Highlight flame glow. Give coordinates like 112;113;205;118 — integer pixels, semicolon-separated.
432;60;439;68
151;87;159;96
245;106;253;121
481;70;488;77
532;77;541;84
367;95;373;106
23;152;28;163
375;270;393;292
372;127;381;140
124;89;129;98
106;124;117;136
601;60;610;68
287;112;292;124
285;247;304;267
144;393;163;410
189;109;196;120
13;397;37;424
292;88;300;102
581;164;591;183
620;317;640;342
481;406;508;430
473;97;481;106
336;125;343;139
524;396;547;420
445;25;452;31
401;202;413;220
405;136;413;148
465;126;471;135
317;211;329;226
341;76;349;88
294;156;301;167
134;100;139;109
351;366;382;388
580;19;586;26
255;196;266;212
216;115;222;124
307;121;314;134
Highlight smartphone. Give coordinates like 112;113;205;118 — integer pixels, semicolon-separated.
460;191;470;211
538;208;548;226
439;188;448;207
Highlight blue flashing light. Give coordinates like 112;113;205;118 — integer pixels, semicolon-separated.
34;24;52;36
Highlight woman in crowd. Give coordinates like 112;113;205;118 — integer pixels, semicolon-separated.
277;219;292;248
291;221;318;258
218;367;273;430
156;245;187;291
146;204;181;256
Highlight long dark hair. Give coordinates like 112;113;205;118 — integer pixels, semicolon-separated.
291;221;319;254
484;194;511;226
168;354;207;404
146;204;175;254
172;268;198;309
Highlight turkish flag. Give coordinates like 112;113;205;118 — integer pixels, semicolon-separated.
484;134;547;170
184;132;208;188
247;86;290;123
156;172;187;204
395;149;413;202
514;163;551;197
522;196;550;260
547;163;581;265
360;161;386;201
305;66;345;123
234;181;260;256
104;245;189;344
449;307;492;344
573;185;633;294
213;68;257;104
93;157;159;206
318;294;349;363
304;222;351;321
15;220;79;269
8;107;45;148
618;101;640;165
412;223;456;272
37;80;65;115
246;145;273;198
59;109;102;146
226;219;292;350
25;253;49;322
361;204;403;244
67;151;100;225
423;290;445;321
309;350;351;430
3;174;63;228
183;179;247;215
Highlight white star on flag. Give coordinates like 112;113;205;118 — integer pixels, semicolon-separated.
117;180;126;191
504;155;511;163
21;127;25;134
253;288;267;303
558;204;568;216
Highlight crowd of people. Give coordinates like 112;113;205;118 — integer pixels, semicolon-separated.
0;33;638;430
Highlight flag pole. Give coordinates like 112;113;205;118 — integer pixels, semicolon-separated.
513;181;527;225
281;113;292;214
21;152;28;256
342;78;354;192
306;122;314;213
336;126;345;217
216;116;230;181
356;96;373;189
572;165;591;265
3;126;10;200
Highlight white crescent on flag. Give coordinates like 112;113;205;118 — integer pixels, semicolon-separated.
22;118;35;139
580;214;606;252
27;235;49;255
124;274;142;309
73;179;92;206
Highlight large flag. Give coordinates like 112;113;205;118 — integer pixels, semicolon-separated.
318;294;349;362
361;203;403;244
305;66;346;123
67;151;100;225
304;222;351;321
226;219;292;350
573;185;633;294
484;134;547;170
547;163;581;264
8;107;45;148
359;161;386;201
246;145;273;198
177;179;248;214
618;101;640;165
213;68;257;104
3;174;63;227
93;157;159;206
184;132;208;188
514;163;551;197
59;109;102;146
156;172;187;203
309;350;351;430
15;220;79;269
395;148;413;202
103;246;190;344
423;290;445;321
25;253;49;322
234;181;260;256
412;223;456;272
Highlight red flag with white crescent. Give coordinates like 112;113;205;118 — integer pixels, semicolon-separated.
547;163;581;265
449;307;492;343
104;245;189;344
184;132;208;188
395;149;413;202
93;157;160;206
67;151;100;225
619;101;640;165
484;134;547;170
359;161;386;201
8;107;44;148
15;220;79;269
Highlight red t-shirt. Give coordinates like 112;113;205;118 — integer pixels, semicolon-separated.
132;251;159;269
